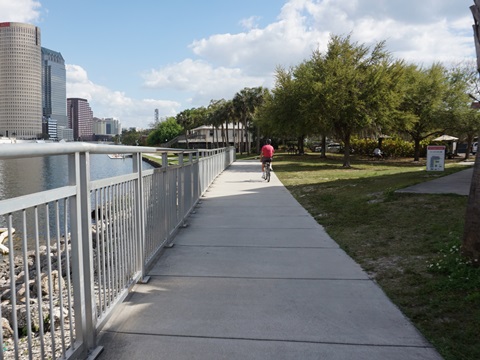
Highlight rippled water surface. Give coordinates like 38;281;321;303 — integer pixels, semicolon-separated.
0;154;155;200
0;154;155;245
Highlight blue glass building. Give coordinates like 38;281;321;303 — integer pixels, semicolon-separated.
42;47;67;139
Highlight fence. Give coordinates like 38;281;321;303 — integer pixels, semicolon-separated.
0;142;235;359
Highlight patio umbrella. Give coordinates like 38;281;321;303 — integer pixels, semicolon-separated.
433;135;459;141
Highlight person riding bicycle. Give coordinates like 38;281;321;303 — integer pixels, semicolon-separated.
260;139;274;179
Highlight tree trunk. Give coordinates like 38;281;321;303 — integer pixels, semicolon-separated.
342;135;352;168
237;122;241;154
465;135;474;161
297;135;305;155
256;126;261;154
321;134;327;158
221;124;226;147
246;119;251;154
462;149;480;265
225;122;229;147
463;5;480;265
413;138;421;161
241;120;245;154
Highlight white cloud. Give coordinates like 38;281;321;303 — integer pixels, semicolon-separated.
66;64;179;129
189;2;328;74
142;59;266;105
3;0;475;130
140;0;475;125
0;0;41;23
240;16;261;30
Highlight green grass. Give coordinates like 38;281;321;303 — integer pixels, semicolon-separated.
272;152;480;360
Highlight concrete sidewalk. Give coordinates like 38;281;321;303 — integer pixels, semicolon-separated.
397;166;473;196
97;160;443;360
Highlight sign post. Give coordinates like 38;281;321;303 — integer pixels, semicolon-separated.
426;145;445;171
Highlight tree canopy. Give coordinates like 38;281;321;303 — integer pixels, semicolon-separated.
147;117;182;146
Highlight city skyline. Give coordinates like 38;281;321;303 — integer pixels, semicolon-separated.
1;0;476;130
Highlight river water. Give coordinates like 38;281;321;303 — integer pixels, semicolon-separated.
0;154;155;247
0;154;155;200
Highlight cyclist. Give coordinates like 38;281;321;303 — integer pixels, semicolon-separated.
260;139;274;179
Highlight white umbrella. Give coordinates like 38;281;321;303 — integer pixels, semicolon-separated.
433;135;458;141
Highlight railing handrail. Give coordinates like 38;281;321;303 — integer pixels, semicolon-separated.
0;142;204;159
0;143;236;360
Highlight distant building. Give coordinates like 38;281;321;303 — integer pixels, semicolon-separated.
177;124;249;149
67;98;94;141
42;47;67;140
58;126;74;141
93;117;122;140
0;22;42;139
42;117;57;140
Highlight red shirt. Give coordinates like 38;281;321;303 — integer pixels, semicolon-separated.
261;144;274;158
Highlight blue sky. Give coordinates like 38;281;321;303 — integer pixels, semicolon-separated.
1;0;476;129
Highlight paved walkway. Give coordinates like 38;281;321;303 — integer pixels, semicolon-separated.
397;166;473;196
97;160;443;360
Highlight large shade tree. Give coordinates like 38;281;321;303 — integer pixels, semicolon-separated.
396;64;450;161
444;62;480;160
256;67;308;153
314;35;405;167
293;52;334;157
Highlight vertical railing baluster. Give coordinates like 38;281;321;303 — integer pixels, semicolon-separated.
33;208;46;359
55;200;67;356
20;210;33;359
63;198;74;350
44;203;57;359
8;215;19;359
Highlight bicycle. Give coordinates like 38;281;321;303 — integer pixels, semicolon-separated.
264;160;272;182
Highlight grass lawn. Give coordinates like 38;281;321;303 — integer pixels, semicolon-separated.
268;152;480;360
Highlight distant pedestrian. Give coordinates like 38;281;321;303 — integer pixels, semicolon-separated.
373;147;383;159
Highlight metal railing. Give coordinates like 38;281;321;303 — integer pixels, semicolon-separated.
0;142;235;360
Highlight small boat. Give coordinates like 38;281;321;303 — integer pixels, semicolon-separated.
107;154;125;159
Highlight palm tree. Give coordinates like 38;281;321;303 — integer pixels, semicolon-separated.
233;87;265;154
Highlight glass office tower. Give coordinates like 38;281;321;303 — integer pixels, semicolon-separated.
42;47;67;139
0;22;42;139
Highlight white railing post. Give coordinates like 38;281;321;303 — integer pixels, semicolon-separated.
133;153;148;282
69;151;102;357
80;152;101;355
178;153;185;225
162;152;168;168
68;152;87;357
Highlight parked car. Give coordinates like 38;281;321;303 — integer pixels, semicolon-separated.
472;142;478;155
326;143;341;153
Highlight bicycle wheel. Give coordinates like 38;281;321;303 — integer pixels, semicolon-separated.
266;165;271;182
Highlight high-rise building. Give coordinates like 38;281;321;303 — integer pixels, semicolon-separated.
67;98;94;141
93;117;122;136
0;22;42;139
42;47;67;139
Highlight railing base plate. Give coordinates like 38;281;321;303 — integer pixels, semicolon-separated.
87;345;104;359
140;276;151;284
